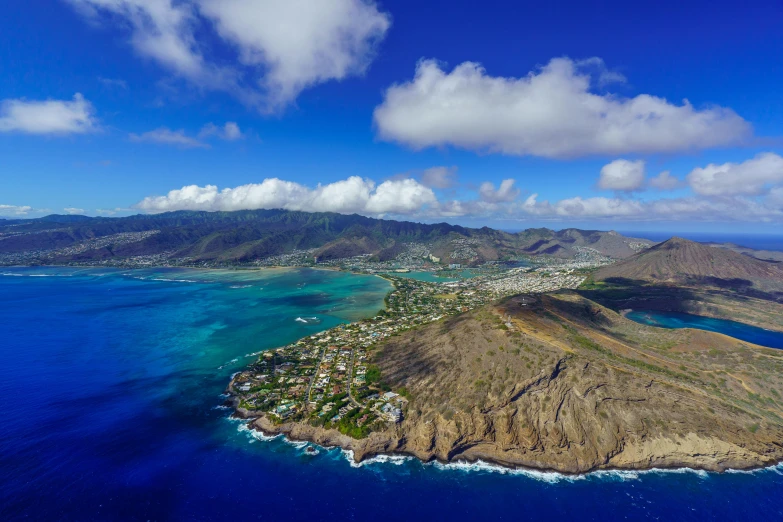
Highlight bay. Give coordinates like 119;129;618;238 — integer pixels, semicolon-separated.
626;310;783;349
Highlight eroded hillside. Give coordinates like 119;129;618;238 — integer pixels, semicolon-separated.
365;293;783;472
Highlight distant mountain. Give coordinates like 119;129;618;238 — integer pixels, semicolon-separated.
0;209;650;265
707;242;783;263
38;214;95;223
516;228;654;258
594;237;783;292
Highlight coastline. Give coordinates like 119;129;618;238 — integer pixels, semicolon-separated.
229;405;783;476
221;270;783;476
226;386;783;476
9;264;781;476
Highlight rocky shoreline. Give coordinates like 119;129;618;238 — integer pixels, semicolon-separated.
226;290;783;476
228;394;782;475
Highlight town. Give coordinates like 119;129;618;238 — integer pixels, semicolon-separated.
229;264;589;439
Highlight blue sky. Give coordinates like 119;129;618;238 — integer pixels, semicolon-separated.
1;0;782;232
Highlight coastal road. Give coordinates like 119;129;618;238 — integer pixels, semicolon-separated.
305;346;327;411
346;348;361;408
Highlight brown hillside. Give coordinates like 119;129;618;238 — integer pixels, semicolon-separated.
594;237;783;292
362;293;783;472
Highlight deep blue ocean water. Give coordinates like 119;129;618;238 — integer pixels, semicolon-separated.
626;310;783;349
2;267;783;521
620;232;783;252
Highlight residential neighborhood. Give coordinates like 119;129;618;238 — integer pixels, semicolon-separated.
230;265;590;439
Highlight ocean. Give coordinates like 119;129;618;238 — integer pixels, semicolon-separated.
1;267;782;521
620;231;783;252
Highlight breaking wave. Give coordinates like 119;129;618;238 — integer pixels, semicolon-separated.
295;316;321;325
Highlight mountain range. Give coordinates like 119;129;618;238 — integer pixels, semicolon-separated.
0;210;655;265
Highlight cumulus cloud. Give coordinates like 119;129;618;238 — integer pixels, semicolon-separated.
518;152;783;221
648;170;681;191
129;127;209;149
136;176;437;216
0;94;97;135
63;207;86;215
0;204;33;216
598;159;646;192
198;0;391;109
420;166;457;189
686;152;783;196
516;192;783;222
198;121;243;140
479;179;520;203
521;194;645;218
68;0;391;111
373;57;751;158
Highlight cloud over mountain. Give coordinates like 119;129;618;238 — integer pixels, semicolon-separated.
136;177;437;216
0;204;34;216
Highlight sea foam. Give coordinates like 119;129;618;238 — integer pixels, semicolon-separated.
226;418;759;482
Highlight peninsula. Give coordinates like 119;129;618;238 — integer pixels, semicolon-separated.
228;237;783;473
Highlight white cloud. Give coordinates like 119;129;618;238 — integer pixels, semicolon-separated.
522;194;645;218
63;207;86;215
68;0;391;111
516;192;783;222
648;170;681;191
598;159;646;192
69;0;227;87
136;176;437;216
0;204;33;216
373;57;751;158
479;179;520;203
129;127;209;149
686;153;783;196
0;94;97;135
420;166;457;189
198;0;390;110
199;121;243;140
131;152;783;223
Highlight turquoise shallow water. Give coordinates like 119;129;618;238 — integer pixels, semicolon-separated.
382;268;489;283
1;267;782;521
383;270;460;282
